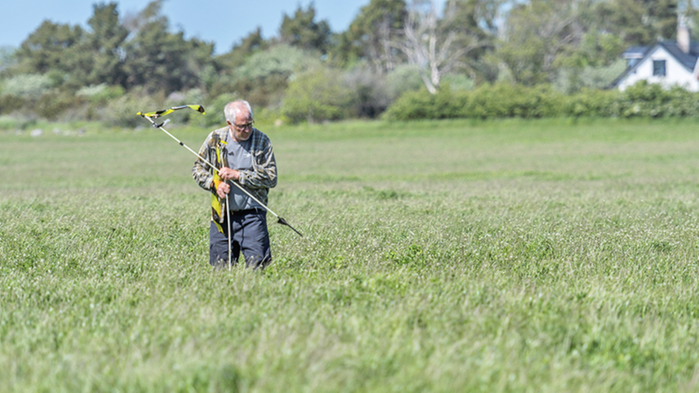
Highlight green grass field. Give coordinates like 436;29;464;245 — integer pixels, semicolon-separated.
3;118;699;392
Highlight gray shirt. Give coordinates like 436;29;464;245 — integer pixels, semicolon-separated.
225;132;262;211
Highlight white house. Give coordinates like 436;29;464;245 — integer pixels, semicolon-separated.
614;24;699;91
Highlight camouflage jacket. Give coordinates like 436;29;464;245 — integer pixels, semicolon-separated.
192;126;277;225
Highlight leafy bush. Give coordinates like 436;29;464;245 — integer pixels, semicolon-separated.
441;73;475;91
343;65;392;118
35;92;83;120
463;84;563;119
282;66;354;123
561;89;619;117
0;115;23;130
608;82;699;118
76;84;125;104
383;81;699;120
188;93;239;129
153;88;218;127
1;74;54;99
221;45;323;108
383;83;564;121
0;94;25;115
555;60;627;93
385;64;424;99
380;88;439;121
233;45;319;82
102;89;163;128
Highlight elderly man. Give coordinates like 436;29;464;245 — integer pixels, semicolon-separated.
192;100;277;269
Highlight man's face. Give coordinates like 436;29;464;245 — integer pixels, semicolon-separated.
228;110;253;141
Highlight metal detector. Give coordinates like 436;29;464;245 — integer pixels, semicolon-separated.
137;105;303;264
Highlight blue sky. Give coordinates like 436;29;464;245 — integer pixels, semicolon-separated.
0;0;446;54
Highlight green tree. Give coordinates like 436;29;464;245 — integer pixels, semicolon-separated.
1;73;54;99
211;28;269;97
122;0;214;93
216;27;269;70
397;0;498;93
334;0;407;72
443;0;503;83
595;0;678;46
82;2;129;87
55;2;130;89
279;3;332;53
0;46;17;74
499;0;596;86
16;20;84;75
227;45;321;107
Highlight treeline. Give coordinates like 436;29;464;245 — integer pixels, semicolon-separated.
0;0;693;125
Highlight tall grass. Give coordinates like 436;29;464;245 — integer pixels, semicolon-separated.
2;118;699;392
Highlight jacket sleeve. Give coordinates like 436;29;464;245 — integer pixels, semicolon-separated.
192;134;216;192
239;138;277;190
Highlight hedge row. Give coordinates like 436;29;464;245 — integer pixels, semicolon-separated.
382;81;699;120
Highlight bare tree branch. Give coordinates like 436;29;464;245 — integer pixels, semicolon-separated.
396;0;491;94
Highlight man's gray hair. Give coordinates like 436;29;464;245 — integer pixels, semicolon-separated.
224;100;253;123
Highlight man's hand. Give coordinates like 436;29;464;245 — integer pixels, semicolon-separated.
216;182;230;198
218;167;240;182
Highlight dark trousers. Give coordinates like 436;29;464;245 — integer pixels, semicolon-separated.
209;209;271;269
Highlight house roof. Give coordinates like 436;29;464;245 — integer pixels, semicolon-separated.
661;41;699;69
623;46;648;59
612;41;699;88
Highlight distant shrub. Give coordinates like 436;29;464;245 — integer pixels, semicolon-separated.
344;65;392;118
0;115;21;130
282;66;354;123
555;60;627;93
103;89;163;128
0;94;25;114
441;73;475;91
233;45;319;82
385;64;424;99
383;81;699;120
76;84;125;104
188;93;239;129
35;92;82;120
384;83;564;121
0;115;38;130
222;45;323;108
381;88;438;120
158;88;226;128
614;81;699;118
463;84;563;119
561;89;619;117
1;74;54;99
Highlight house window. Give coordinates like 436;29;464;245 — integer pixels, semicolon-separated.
653;60;666;76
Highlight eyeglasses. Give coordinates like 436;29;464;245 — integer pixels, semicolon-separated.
232;120;254;131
